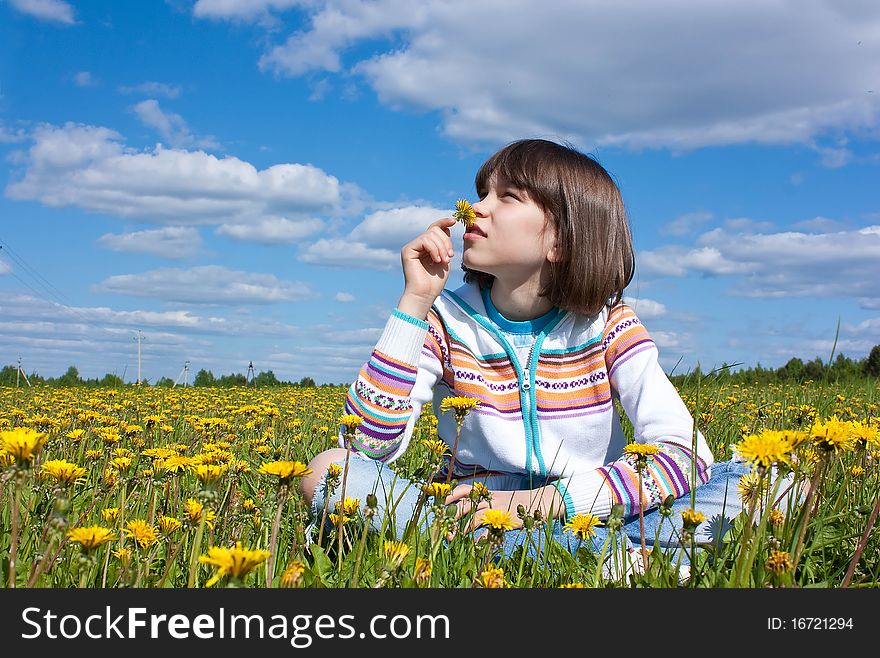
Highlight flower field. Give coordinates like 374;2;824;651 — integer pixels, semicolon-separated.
1;379;878;588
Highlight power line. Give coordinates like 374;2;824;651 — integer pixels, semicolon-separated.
0;235;139;377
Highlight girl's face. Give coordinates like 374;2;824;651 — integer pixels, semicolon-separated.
462;175;557;284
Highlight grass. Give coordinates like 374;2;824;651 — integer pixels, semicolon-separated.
0;377;877;588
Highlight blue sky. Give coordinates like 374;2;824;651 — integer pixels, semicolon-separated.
1;0;878;385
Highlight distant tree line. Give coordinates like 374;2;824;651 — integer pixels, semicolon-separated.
3;344;879;389
0;364;338;388
669;345;880;387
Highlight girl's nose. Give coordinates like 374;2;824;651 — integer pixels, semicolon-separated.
472;198;489;216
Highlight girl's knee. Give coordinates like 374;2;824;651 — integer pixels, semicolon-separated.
300;448;348;505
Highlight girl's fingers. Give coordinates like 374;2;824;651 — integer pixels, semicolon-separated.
444;484;473;505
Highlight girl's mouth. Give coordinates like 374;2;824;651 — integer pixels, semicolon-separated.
464;225;486;240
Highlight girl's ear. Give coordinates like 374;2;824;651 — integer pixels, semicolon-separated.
546;243;561;263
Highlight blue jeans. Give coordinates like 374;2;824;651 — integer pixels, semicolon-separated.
309;454;795;566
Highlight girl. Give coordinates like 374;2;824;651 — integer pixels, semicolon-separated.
300;139;754;571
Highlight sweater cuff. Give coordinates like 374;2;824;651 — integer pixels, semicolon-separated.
554;471;614;521
374;309;430;367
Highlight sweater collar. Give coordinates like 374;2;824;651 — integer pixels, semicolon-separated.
480;286;559;335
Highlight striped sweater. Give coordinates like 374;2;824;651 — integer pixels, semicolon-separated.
342;281;713;520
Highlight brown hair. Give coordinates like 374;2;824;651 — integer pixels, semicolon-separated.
463;139;635;317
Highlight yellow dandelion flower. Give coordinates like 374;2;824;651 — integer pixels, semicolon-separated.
65;429;86;442
768;509;785;527
480;508;515;532
439;395;480;418
342;497;361;515
67;526;116;550
327;463;342;478
734;431;792;469
112;547;132;564
623;443;661;458
766;550;792;574
194;462;229;484
452;199;476;228
383;540;411;569
564;513;604;540
109;456;132;472
158;516;182;535
85;449;103;460
423;482;452;499
125;520;159;549
414;557;432;585
102;468;119;488
0;452;15;468
479;565;507;588
258;460;313;483
736;470;769;506
241;498;257;512
184;498;217;529
1;427;48;465
560;582;586;588
680;508;706;529
420;438;448;457
101;507;120;523
199;542;270;587
811;417;856;453
469;482;491;502
328;513;351;527
338;414;363;431
280;561;306;588
40;459;87;486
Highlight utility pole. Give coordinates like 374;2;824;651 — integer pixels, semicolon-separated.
16;357;31;388
174;360;190;388
246;361;256;387
133;330;146;385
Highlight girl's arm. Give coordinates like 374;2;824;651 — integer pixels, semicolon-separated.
340;307;447;462
552;304;714;521
339;217;456;461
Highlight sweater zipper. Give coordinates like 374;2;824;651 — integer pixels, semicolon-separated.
521;340;537;391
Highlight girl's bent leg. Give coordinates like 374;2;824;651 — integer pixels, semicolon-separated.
308;452;427;540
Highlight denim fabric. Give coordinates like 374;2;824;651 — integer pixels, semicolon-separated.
309;453;797;567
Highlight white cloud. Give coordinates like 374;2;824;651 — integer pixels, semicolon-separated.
97;227;202;259
5;122;348;227
118;82;183;98
320;327;382;344
299;204;458;269
0;122;28;144
193;0;305;22
335;292;355;302
9;0;74;24
216;217;322;244
94;265;318;305
131;99;220;150
639;224;880;307
73;71;97;88
660;212;713;237
299;239;398;269
245;1;880;154
622;296;666;320
0;260;11;275
0;294;299;337
792;216;846;233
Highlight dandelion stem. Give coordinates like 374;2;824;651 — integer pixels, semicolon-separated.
791;458;826;570
187;508;207;588
8;475;22;588
266;483;288;587
841;492;880;587
445;422;463;484
637;469;648;571
336;438;353;571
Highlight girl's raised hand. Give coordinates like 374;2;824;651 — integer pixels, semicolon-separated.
397;217;457;319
